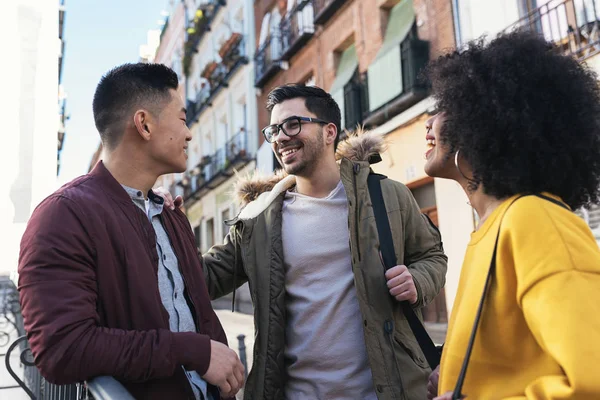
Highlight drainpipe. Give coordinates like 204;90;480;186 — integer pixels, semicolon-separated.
451;0;462;48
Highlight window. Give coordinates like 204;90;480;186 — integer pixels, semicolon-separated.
206;218;215;249
194;225;201;248
367;0;416;111
330;44;359;129
456;0;520;47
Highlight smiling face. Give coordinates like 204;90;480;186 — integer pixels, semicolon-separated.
269;98;328;177
423;112;455;178
148;89;192;174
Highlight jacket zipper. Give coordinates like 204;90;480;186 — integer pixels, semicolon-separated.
352;163;362;261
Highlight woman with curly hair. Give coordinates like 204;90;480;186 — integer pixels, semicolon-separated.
424;31;600;400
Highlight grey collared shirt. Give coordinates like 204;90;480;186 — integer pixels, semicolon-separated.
122;185;212;400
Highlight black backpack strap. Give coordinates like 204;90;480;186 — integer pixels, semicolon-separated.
367;173;441;370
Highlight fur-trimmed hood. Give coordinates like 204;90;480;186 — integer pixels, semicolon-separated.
233;128;386;220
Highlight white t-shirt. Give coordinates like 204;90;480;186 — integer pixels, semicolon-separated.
282;180;377;400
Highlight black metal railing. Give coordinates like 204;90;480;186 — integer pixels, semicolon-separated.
186;84;211;127
210;34;249;98
203;148;226;183
1;276;134;400
280;1;315;60
313;0;347;25
255;34;283;87
187;35;248;127
506;0;600;60
1;277;251;400
181;130;252;203
225;130;250;165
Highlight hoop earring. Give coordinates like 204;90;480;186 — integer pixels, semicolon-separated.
454;150;475;183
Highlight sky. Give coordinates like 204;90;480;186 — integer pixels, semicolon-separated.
58;0;170;185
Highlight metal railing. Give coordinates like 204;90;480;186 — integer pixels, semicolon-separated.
281;0;315;60
313;0;347;25
187;35;248;127
506;0;600;60
225;131;249;164
254;34;283;87
204;148;226;182
1;276;251;399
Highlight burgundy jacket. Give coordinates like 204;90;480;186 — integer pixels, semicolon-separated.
18;162;228;399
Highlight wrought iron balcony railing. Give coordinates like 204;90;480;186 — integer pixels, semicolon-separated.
312;0;347;25
180;129;252;204
506;0;600;61
186;35;248;127
280;0;315;60
255;34;283;87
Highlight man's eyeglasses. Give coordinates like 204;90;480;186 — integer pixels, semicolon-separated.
262;116;331;143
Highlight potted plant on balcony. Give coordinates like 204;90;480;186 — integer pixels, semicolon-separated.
218;32;243;60
201;61;218;79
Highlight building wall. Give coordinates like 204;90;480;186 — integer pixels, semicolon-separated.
2;0;59;278
180;0;258;313
253;0;456;140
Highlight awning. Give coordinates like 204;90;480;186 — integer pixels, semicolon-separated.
367;0;416;111
374;0;415;61
329;44;358;94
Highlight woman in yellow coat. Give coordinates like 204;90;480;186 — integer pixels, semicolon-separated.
424;31;600;399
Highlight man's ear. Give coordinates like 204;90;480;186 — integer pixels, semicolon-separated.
133;110;151;141
324;123;338;146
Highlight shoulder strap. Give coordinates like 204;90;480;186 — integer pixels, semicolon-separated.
367;173;441;370
451;194;569;399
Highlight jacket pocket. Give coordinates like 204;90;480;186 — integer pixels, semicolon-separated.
393;332;430;370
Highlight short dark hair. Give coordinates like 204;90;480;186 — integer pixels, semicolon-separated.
266;84;342;150
93;63;179;149
424;30;600;210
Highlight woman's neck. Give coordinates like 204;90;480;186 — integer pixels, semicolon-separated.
466;187;507;229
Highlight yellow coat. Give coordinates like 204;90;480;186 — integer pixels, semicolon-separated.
439;194;600;399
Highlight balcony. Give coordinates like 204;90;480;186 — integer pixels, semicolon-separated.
180;129;252;204
505;0;600;61
280;1;315;60
255;34;283;87
183;0;226;76
313;0;347;25
186;35;248;127
363;37;429;127
186;84;211;126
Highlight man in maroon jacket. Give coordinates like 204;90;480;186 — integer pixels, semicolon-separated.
18;63;244;400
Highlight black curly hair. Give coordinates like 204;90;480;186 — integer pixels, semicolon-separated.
424;30;600;210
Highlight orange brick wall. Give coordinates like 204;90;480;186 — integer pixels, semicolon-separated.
254;0;456;145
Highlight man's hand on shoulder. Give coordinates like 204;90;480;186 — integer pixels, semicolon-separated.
153;187;183;210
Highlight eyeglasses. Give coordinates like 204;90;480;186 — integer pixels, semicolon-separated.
262;116;331;143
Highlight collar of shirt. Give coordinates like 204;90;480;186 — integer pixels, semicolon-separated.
121;185;164;220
